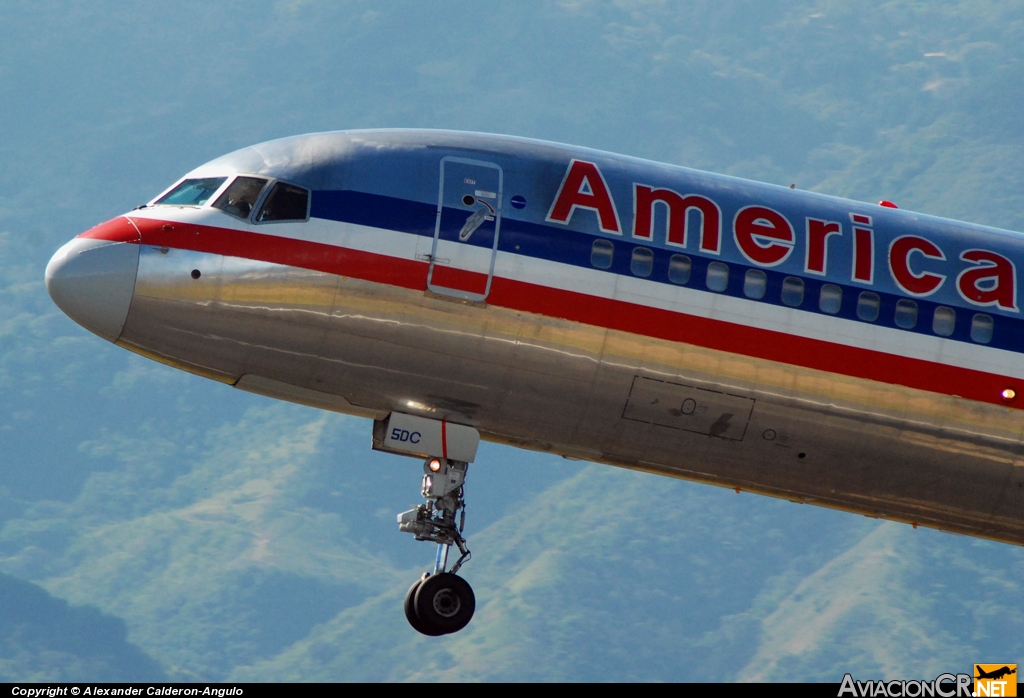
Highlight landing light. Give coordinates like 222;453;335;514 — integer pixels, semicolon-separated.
1001;388;1016;402
405;400;436;412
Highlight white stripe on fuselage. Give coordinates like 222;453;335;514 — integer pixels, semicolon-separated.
132;207;1024;380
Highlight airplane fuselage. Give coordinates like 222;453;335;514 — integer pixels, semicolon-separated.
47;129;1024;546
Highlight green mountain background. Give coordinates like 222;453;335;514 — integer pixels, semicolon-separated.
1;0;1023;681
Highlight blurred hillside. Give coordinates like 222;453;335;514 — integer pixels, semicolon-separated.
0;572;166;681
1;0;1023;681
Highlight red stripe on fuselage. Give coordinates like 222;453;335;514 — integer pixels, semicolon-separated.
78;216;142;243
127;216;428;290
122;216;1018;407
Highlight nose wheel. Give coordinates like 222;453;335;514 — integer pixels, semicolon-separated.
404;572;476;636
397;457;476;635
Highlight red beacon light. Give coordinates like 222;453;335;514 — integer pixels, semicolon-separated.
879;200;899;209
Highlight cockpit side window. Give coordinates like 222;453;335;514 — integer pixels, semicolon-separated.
255;182;310;223
212;176;269;219
155;177;228;207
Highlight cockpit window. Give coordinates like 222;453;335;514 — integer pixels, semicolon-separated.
255;182;310;222
155;177;228;207
212;176;268;219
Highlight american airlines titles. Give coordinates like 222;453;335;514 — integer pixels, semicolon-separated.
545;159;1018;313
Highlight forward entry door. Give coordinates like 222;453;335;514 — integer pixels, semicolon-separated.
427;157;503;302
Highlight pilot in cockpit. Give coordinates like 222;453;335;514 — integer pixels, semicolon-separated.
212;176;268;219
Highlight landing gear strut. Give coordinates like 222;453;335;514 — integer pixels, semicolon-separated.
397;457;476;635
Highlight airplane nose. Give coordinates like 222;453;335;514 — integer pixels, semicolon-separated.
45;217;141;343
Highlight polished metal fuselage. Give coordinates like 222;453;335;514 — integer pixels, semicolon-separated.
118;240;1024;545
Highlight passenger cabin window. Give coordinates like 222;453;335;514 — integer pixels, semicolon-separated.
256;182;310;222
213;176;268;219
819;284;842;315
706;262;729;292
591;239;614;269
971;314;994;344
668;255;691;284
932;306;956;337
781;277;804;307
857;292;881;322
155;177;227;207
743;269;767;299
631;247;654;277
895;299;918;329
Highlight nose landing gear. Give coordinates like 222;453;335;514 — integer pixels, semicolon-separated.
397;457;476;635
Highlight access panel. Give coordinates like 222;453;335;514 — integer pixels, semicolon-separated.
622;376;754;441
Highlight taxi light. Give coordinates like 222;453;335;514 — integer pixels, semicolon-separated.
428;458;443;473
1001;388;1016;402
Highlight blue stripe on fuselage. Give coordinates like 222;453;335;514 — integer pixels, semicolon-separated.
310;190;1023;353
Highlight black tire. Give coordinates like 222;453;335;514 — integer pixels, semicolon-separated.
405;577;445;636
413;572;475;635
